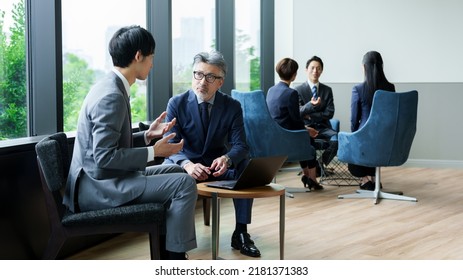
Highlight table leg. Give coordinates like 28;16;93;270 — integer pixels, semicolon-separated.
279;194;285;260
211;192;220;260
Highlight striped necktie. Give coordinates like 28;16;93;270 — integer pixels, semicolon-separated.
312;85;318;100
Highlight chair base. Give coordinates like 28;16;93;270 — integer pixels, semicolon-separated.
355;189;403;195
337;166;417;205
277;165;312;198
338;189;417;205
284;188;311;198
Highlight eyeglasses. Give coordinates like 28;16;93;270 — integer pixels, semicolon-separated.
193;71;223;83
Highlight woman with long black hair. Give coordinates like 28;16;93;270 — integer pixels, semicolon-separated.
348;51;395;190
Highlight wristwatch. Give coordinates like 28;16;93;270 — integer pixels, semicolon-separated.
223;154;232;168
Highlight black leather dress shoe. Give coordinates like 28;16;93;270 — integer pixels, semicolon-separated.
231;232;261;257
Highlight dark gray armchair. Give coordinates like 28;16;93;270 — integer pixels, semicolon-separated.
35;132;166;259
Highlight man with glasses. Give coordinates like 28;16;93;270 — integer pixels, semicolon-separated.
163;50;261;258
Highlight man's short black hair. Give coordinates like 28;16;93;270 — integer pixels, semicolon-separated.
109;25;155;68
305;55;324;70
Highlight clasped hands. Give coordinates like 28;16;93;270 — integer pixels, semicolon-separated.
183;156;228;181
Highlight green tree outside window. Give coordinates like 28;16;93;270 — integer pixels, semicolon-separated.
0;0;26;140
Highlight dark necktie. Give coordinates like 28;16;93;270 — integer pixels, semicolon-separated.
200;102;210;134
312;85;318;100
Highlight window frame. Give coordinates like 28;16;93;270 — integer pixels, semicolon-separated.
1;0;274;146
28;0;62;136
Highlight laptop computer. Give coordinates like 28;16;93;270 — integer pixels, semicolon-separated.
205;155;288;190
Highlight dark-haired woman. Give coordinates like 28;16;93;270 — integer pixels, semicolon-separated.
348;51;395;190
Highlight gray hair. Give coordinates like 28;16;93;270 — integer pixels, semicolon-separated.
193;50;228;77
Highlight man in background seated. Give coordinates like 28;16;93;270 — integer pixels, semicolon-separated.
295;56;338;168
163;50;261;258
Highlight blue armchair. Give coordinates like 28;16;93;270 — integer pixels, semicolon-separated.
231;89;315;196
337;90;418;204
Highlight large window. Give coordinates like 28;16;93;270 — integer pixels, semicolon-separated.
61;0;146;132
0;0;273;143
0;0;26;140
234;0;260;91
171;0;216;96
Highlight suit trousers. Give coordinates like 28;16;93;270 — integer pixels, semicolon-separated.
347;163;375;178
133;164;198;253
314;127;338;165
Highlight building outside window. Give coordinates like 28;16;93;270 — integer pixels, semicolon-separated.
0;0;266;141
0;0;26;140
172;0;215;96
61;0;146;132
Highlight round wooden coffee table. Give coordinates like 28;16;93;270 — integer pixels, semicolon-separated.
197;183;286;260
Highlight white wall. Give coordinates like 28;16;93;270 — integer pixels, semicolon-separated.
274;0;294;66
275;0;463;168
288;0;463;84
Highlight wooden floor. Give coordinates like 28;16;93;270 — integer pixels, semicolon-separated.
68;165;463;260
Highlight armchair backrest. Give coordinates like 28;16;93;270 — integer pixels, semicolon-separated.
35;132;70;222
231;89;313;162
329;118;340;141
338;90;418;167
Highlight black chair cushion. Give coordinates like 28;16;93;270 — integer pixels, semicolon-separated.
62;203;166;227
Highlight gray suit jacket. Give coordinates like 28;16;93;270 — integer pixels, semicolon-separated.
64;72;149;212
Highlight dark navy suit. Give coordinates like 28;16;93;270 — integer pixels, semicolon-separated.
266;81;305;130
163;89;253;224
350;82;396;132
266;81;316;169
348;81;395;177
